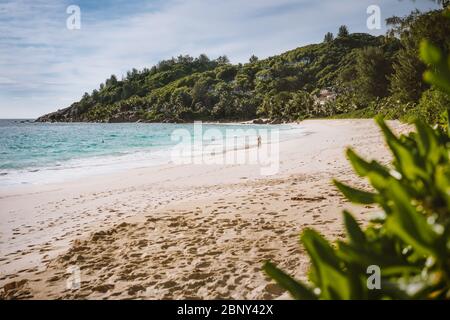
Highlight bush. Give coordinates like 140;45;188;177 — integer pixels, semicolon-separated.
263;18;450;298
403;89;450;125
330;96;416;121
264;117;450;299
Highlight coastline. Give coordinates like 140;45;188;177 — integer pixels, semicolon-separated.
0;121;300;188
0;119;411;299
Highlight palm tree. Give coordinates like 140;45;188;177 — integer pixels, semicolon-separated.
324;32;334;42
338;25;349;37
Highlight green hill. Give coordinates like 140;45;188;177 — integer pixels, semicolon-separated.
36;33;386;123
36;9;450;124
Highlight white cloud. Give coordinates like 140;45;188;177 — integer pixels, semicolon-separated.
0;0;440;118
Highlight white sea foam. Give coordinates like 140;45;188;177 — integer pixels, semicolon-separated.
0;123;305;187
0;148;170;186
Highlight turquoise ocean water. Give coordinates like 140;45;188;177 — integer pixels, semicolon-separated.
0;120;303;186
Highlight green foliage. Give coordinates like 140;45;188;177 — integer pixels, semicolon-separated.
420;39;450;96
249;55;259;63
264;10;450;299
355;47;392;103
389;9;450;103
338;25;349;38
432;0;450;8
258;91;315;121
324;32;334;43
264;117;450;299
403;89;450;126
38;9;449;126
39;32;385;123
85;104;120;121
417;21;450;129
390;45;426;103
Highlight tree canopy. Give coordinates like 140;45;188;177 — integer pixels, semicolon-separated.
37;9;449;125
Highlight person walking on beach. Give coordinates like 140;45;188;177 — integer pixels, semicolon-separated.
257;135;262;148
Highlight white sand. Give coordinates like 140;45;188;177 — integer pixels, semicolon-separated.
0;119;411;299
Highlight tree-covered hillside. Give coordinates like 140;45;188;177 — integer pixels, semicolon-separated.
37;9;450;124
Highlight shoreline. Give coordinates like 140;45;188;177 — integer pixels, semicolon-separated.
30;118;299;125
0;122;302;188
0;119;411;299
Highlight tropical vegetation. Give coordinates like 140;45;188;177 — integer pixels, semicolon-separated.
38;8;449;125
263;7;450;300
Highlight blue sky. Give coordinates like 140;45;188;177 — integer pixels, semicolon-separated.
0;0;440;118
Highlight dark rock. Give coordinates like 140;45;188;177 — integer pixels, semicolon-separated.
3;279;27;293
92;284;114;293
264;283;284;295
108;111;140;123
128;284;146;295
252;118;271;124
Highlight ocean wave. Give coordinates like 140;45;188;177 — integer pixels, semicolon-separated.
0;123;305;187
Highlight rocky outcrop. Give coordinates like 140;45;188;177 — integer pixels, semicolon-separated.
35;101;91;122
107;111;140;123
251;118;283;124
252;118;270;124
35;106;75;122
36;108;144;123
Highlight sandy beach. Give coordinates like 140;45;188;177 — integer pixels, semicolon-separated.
0;119;411;299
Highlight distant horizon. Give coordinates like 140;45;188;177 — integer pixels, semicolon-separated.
0;118;35;120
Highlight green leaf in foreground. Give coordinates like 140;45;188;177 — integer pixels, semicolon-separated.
343;210;366;245
263;12;450;299
264;118;450;299
263;262;317;300
334;180;377;205
420;40;450;95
